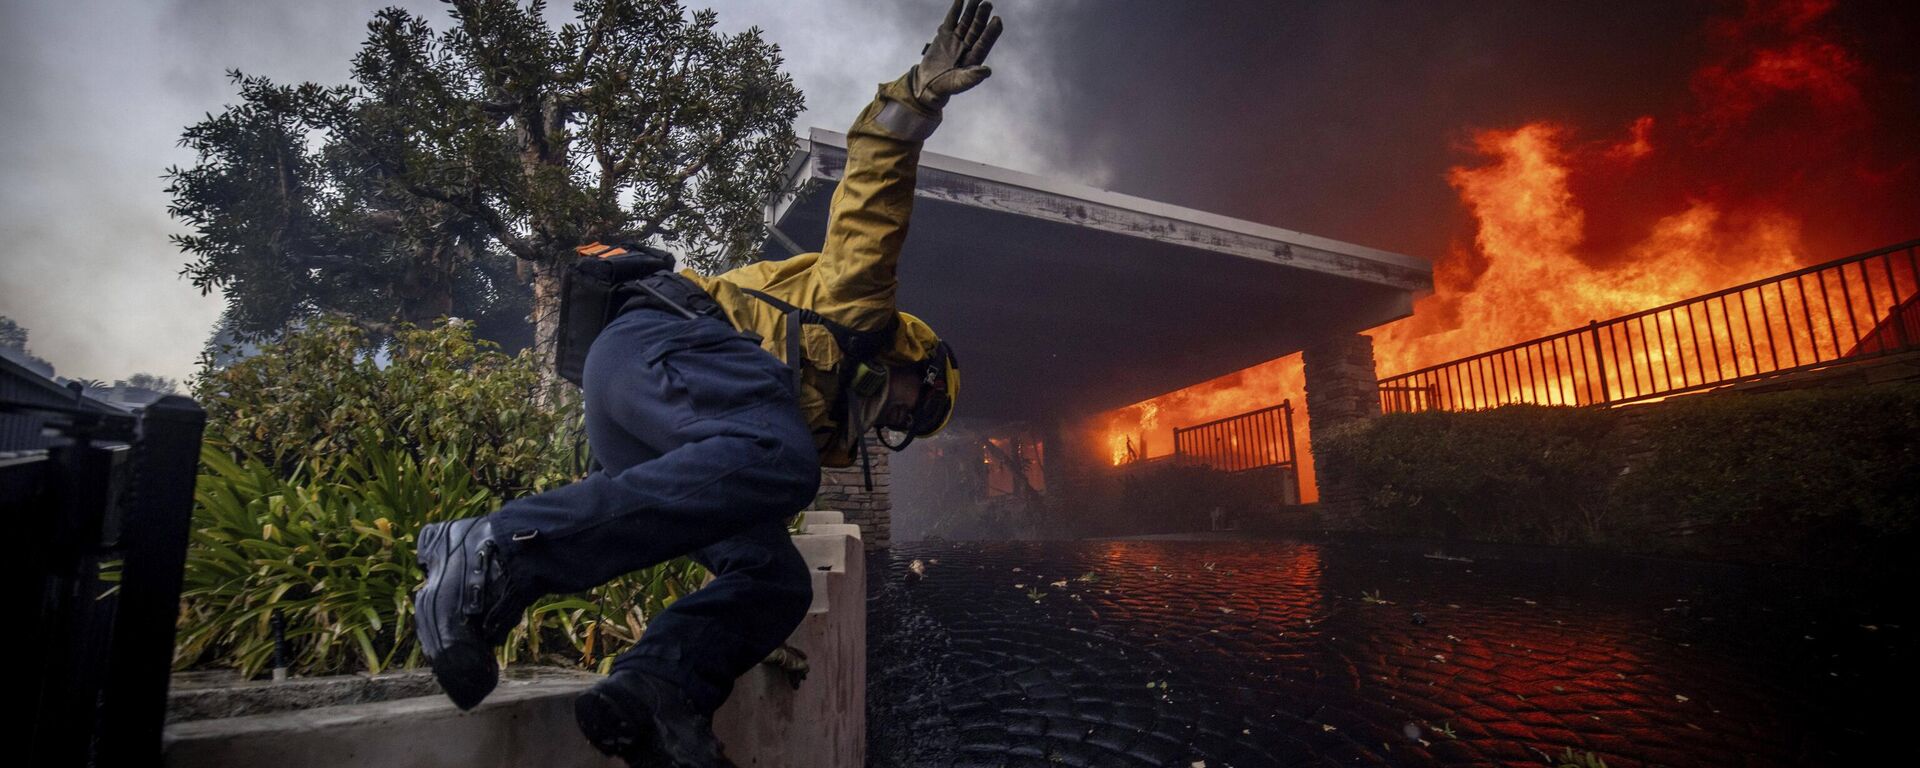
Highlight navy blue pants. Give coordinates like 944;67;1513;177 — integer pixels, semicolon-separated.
486;306;820;714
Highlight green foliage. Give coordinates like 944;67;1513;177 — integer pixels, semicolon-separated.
1105;462;1291;535
1315;405;1620;543
119;373;182;395
0;314;56;373
1618;382;1920;537
166;0;804;348
194;315;579;501
178;441;708;678
179;316;712;677
0;315;28;350
1318;382;1920;560
1555;748;1609;768
177;443;483;676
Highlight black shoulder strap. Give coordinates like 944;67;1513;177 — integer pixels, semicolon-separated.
740;288;898;363
742;287;891;493
783;309;804;393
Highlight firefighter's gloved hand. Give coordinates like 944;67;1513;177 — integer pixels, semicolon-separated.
911;0;1003;109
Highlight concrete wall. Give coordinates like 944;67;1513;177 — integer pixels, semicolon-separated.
712;513;866;767
163;514;867;768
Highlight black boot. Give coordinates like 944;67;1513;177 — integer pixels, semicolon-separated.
413;517;520;710
575;670;732;768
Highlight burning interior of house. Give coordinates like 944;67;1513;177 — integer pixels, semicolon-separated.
757;0;1919;549
762;129;1432;541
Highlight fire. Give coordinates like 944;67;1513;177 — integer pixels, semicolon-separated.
1096;355;1316;503
1092;0;1908;500
1368;0;1877;379
1368;121;1805;378
1106;402;1159;465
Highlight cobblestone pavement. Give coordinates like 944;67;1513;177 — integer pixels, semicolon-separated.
867;540;1914;767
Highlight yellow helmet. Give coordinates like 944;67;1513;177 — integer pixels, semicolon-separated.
877;311;959;449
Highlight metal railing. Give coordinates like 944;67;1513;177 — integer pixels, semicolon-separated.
1378;239;1920;413
1173;401;1299;474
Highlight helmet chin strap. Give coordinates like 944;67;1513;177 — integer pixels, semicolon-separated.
875;425;915;451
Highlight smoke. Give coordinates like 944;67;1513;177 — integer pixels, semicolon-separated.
0;0;449;384
2;0;1912;393
1080;0;1917;502
1024;0;1917;270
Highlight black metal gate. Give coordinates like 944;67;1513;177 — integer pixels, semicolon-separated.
6;355;206;766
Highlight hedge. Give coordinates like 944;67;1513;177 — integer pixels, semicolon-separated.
1315;380;1920;562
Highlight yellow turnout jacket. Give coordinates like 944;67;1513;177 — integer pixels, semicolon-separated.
681;74;943;468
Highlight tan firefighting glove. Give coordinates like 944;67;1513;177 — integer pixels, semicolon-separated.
910;0;1003;109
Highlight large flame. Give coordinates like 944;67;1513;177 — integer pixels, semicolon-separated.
1096;356;1315;502
1371;0;1873;379
1091;0;1907;501
1368;121;1805;379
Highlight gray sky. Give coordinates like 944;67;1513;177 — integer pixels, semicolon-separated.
0;0;1086;385
5;0;1914;387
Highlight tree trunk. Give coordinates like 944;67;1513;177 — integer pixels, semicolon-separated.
529;257;567;403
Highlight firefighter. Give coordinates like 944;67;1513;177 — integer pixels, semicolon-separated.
410;1;1001;765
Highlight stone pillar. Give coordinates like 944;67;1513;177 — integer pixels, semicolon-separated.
1302;333;1381;529
814;448;891;550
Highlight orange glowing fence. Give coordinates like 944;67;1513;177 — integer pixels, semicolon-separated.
1172;401;1300;475
1379;239;1920;413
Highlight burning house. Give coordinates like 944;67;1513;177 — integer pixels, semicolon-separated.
761;129;1433;543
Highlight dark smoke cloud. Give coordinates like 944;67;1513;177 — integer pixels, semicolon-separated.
1023;0;1919;267
3;0;1914;384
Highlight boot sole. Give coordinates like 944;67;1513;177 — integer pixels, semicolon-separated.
575;687;664;766
429;642;498;711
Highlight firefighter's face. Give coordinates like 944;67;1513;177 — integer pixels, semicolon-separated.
880;364;925;431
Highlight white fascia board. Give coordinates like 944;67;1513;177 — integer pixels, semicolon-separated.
790;128;1433;293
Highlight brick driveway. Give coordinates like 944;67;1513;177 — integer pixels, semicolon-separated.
867;540;1911;767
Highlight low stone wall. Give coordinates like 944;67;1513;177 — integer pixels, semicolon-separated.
816;449;891;550
163;513;867;767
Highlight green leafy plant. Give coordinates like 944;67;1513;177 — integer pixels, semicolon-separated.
1316;381;1920;567
194;315;582;501
177;442;488;676
1554;747;1608;768
177;442;708;678
179;317;709;678
1618;382;1920;538
1316;405;1620;544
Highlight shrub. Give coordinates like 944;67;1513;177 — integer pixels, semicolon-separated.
1112;462;1289;534
178;440;710;678
177;443;486;675
1315;405;1621;544
179;317;710;677
1315;380;1920;562
193;315;581;500
1619;381;1920;540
